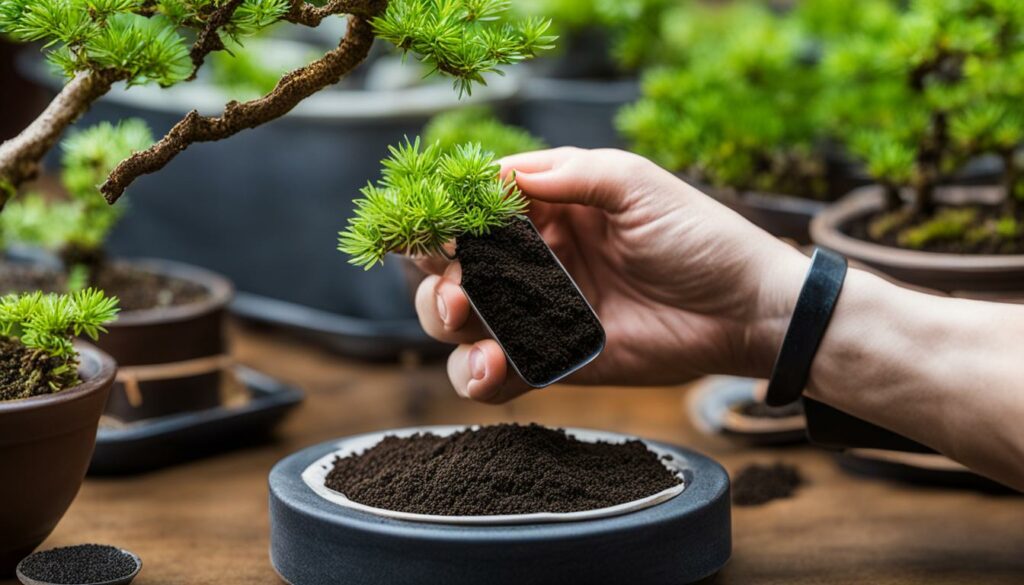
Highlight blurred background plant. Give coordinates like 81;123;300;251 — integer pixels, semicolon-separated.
424;107;546;158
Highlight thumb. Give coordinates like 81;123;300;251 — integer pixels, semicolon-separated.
500;148;635;213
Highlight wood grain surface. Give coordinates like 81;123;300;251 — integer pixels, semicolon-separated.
5;321;1022;585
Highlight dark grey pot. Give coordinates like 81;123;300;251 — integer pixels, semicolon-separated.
268;430;731;585
513;75;638;149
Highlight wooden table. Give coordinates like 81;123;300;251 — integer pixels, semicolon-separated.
6;322;1023;585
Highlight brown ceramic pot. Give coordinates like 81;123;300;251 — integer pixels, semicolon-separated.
719;190;829;245
811;186;1024;297
0;342;116;576
100;259;234;422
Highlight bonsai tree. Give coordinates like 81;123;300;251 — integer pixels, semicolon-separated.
819;0;1024;250
617;3;832;199
0;288;118;401
2;119;153;285
423;106;546;158
0;0;554;207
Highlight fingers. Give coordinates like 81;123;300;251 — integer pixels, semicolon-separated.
499;147;650;213
447;340;531;404
415;267;489;344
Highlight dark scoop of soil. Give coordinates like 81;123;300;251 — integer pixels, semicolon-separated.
324;423;681;516
735;400;805;419
457;217;604;385
732;462;803;506
18;544;137;584
0;261;207;311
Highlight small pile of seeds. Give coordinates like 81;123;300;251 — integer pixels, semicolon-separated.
18;544;138;584
731;462;803;506
325;424;682;516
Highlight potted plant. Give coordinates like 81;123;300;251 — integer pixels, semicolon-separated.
339;137;604;387
809;0;1024;295
616;2;870;244
0;289;118;575
1;119;235;422
512;0;673;149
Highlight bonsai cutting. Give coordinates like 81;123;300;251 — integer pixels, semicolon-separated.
339;138;605;387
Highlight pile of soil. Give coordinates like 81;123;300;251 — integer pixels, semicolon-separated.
735;400;805;419
845;204;1024;255
324;424;681;516
17;544;137;584
457;217;604;385
0;261;207;311
0;337;72;401
732;462;803;506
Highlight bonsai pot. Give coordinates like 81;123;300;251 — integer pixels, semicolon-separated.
269;426;732;585
0;343;116;576
100;258;234;423
688;376;807;446
810;186;1024;296
513;74;638;149
21;40;520;359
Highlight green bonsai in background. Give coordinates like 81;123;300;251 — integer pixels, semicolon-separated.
0;0;554;208
617;3;832;199
423;107;546;158
0;288;118;401
2;120;153;286
819;0;1024;252
339;138;526;268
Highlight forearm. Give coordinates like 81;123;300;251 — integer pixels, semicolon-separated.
803;268;1024;489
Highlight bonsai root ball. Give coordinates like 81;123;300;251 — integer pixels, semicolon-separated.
324;424;681;515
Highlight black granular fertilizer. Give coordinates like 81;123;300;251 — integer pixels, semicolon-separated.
732;462;803;506
18;544;137;584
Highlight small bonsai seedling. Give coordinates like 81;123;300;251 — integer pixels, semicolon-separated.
617;3;835;200
339;138;603;386
0;288;118;401
819;0;1024;253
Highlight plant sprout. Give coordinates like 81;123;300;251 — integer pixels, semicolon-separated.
423;106;546;158
0;288;118;399
0;0;554;207
339;138;526;268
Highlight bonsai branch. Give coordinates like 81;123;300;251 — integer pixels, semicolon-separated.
188;0;246;80
101;14;379;204
0;70;120;205
285;0;385;25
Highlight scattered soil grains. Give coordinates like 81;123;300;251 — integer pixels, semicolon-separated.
732;462;803;506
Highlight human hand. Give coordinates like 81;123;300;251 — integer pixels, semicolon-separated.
415;147;809;403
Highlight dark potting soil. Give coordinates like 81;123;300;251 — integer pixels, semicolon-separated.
732;462;803;506
457;217;604;385
18;544;137;584
0;261;207;311
844;204;1024;255
735;400;805;419
0;337;69;401
324;424;682;515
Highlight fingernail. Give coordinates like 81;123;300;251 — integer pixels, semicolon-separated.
469;348;486;381
436;292;448;323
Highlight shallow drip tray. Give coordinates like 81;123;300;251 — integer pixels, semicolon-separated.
269;426;731;585
688;376;807;446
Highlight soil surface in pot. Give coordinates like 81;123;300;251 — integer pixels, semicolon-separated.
734;400;804;419
18;544;137;585
845;204;1024;255
732;462;803;506
0;262;207;311
324;424;681;515
0;338;68;401
457;217;603;385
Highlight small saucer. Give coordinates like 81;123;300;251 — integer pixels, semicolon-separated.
17;547;141;585
688;376;807;445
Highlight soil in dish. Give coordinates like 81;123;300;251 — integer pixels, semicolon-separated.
0;337;67;401
732;462;803;506
324;423;682;516
17;544;137;584
735;400;805;419
0;261;207;311
457;216;604;385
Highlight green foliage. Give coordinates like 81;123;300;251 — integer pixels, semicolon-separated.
339;137;527;268
423;107;545;158
2;120;153;257
618;3;829;197
898;208;977;248
0;288;118;393
372;0;555;96
208;37;314;99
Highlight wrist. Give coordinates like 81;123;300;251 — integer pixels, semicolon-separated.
743;245;812;379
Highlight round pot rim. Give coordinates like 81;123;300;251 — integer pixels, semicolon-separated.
676;174;832;215
110;258;233;327
810;185;1024;272
0;341;116;415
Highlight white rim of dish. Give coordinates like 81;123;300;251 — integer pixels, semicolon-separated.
301;425;688;526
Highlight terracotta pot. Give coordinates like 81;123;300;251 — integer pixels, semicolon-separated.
811;186;1024;296
100;259;234;422
0;343;116;576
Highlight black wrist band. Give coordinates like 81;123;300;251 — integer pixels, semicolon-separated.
765;248;848;407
